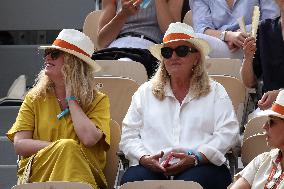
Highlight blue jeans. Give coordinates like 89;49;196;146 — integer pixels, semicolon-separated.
120;164;232;189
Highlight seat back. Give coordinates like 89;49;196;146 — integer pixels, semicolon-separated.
11;181;93;189
241;134;271;166
96;60;148;85
243;116;267;141
210;75;247;124
120;180;203;189
183;10;193;26
7;75;27;99
104;119;121;189
206;58;242;80
83;10;102;51
95;77;139;126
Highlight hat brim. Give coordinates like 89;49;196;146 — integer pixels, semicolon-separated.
39;45;101;72
149;38;210;62
258;109;284;120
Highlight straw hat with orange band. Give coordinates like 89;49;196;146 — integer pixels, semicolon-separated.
149;22;211;62
39;29;100;72
260;90;284;119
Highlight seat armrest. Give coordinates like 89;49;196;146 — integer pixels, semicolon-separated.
116;151;129;170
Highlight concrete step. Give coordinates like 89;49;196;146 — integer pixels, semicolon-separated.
0;106;20;136
0;165;17;189
0;136;17;165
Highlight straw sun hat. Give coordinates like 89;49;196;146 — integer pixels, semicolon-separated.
149;22;211;61
39;29;100;72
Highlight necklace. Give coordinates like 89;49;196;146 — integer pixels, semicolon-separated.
265;151;284;189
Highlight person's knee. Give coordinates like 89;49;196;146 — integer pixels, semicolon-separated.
56;139;80;150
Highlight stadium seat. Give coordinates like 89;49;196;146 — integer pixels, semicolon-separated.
243;116;267;141
241;134;270;166
104;119;121;189
95;77;139;126
83;10;102;51
183;10;193;26
96;60;148;85
120;180;203;189
11;181;93;189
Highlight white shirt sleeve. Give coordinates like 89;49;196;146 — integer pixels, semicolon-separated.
235;152;270;185
119;86;150;164
197;83;240;166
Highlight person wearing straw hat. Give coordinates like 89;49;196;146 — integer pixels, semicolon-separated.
231;90;284;189
119;22;240;189
6;29;110;189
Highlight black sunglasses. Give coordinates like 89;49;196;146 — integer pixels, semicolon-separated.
161;45;198;59
44;50;62;60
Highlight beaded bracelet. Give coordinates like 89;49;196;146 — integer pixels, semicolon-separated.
187;150;203;165
57;107;70;120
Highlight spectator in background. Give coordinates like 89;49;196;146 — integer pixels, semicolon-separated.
93;0;187;77
191;0;279;59
119;22;240;189
7;29;110;189
231;90;284;189
241;0;284;118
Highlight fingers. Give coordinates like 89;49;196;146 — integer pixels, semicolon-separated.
170;152;187;159
153;151;164;159
258;91;278;110
258;92;269;104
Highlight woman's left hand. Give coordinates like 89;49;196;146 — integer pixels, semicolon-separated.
164;152;196;176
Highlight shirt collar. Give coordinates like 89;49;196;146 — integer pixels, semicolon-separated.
270;148;281;164
164;80;195;104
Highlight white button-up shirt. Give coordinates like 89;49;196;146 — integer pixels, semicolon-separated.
236;149;283;189
119;80;240;167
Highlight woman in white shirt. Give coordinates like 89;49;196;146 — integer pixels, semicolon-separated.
119;22;240;189
231;90;284;189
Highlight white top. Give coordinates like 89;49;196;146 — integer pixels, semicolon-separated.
236;149;284;189
119;80;240;167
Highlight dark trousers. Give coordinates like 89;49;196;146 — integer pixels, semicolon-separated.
120;164;232;189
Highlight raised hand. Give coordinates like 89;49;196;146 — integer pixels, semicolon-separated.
258;90;280;110
243;36;256;60
120;0;143;16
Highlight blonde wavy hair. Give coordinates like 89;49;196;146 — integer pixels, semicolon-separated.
30;51;97;110
151;47;211;101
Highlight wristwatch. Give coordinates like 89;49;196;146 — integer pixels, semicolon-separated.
219;30;227;41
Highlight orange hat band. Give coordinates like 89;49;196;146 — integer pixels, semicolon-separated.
163;33;194;43
272;103;284;116
53;39;90;57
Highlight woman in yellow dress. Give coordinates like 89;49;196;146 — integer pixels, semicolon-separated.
6;29;110;189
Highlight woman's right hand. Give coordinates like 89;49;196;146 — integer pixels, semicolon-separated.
120;0;142;16
139;151;166;173
243;36;256;60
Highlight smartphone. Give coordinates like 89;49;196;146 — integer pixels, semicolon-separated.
140;0;151;9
